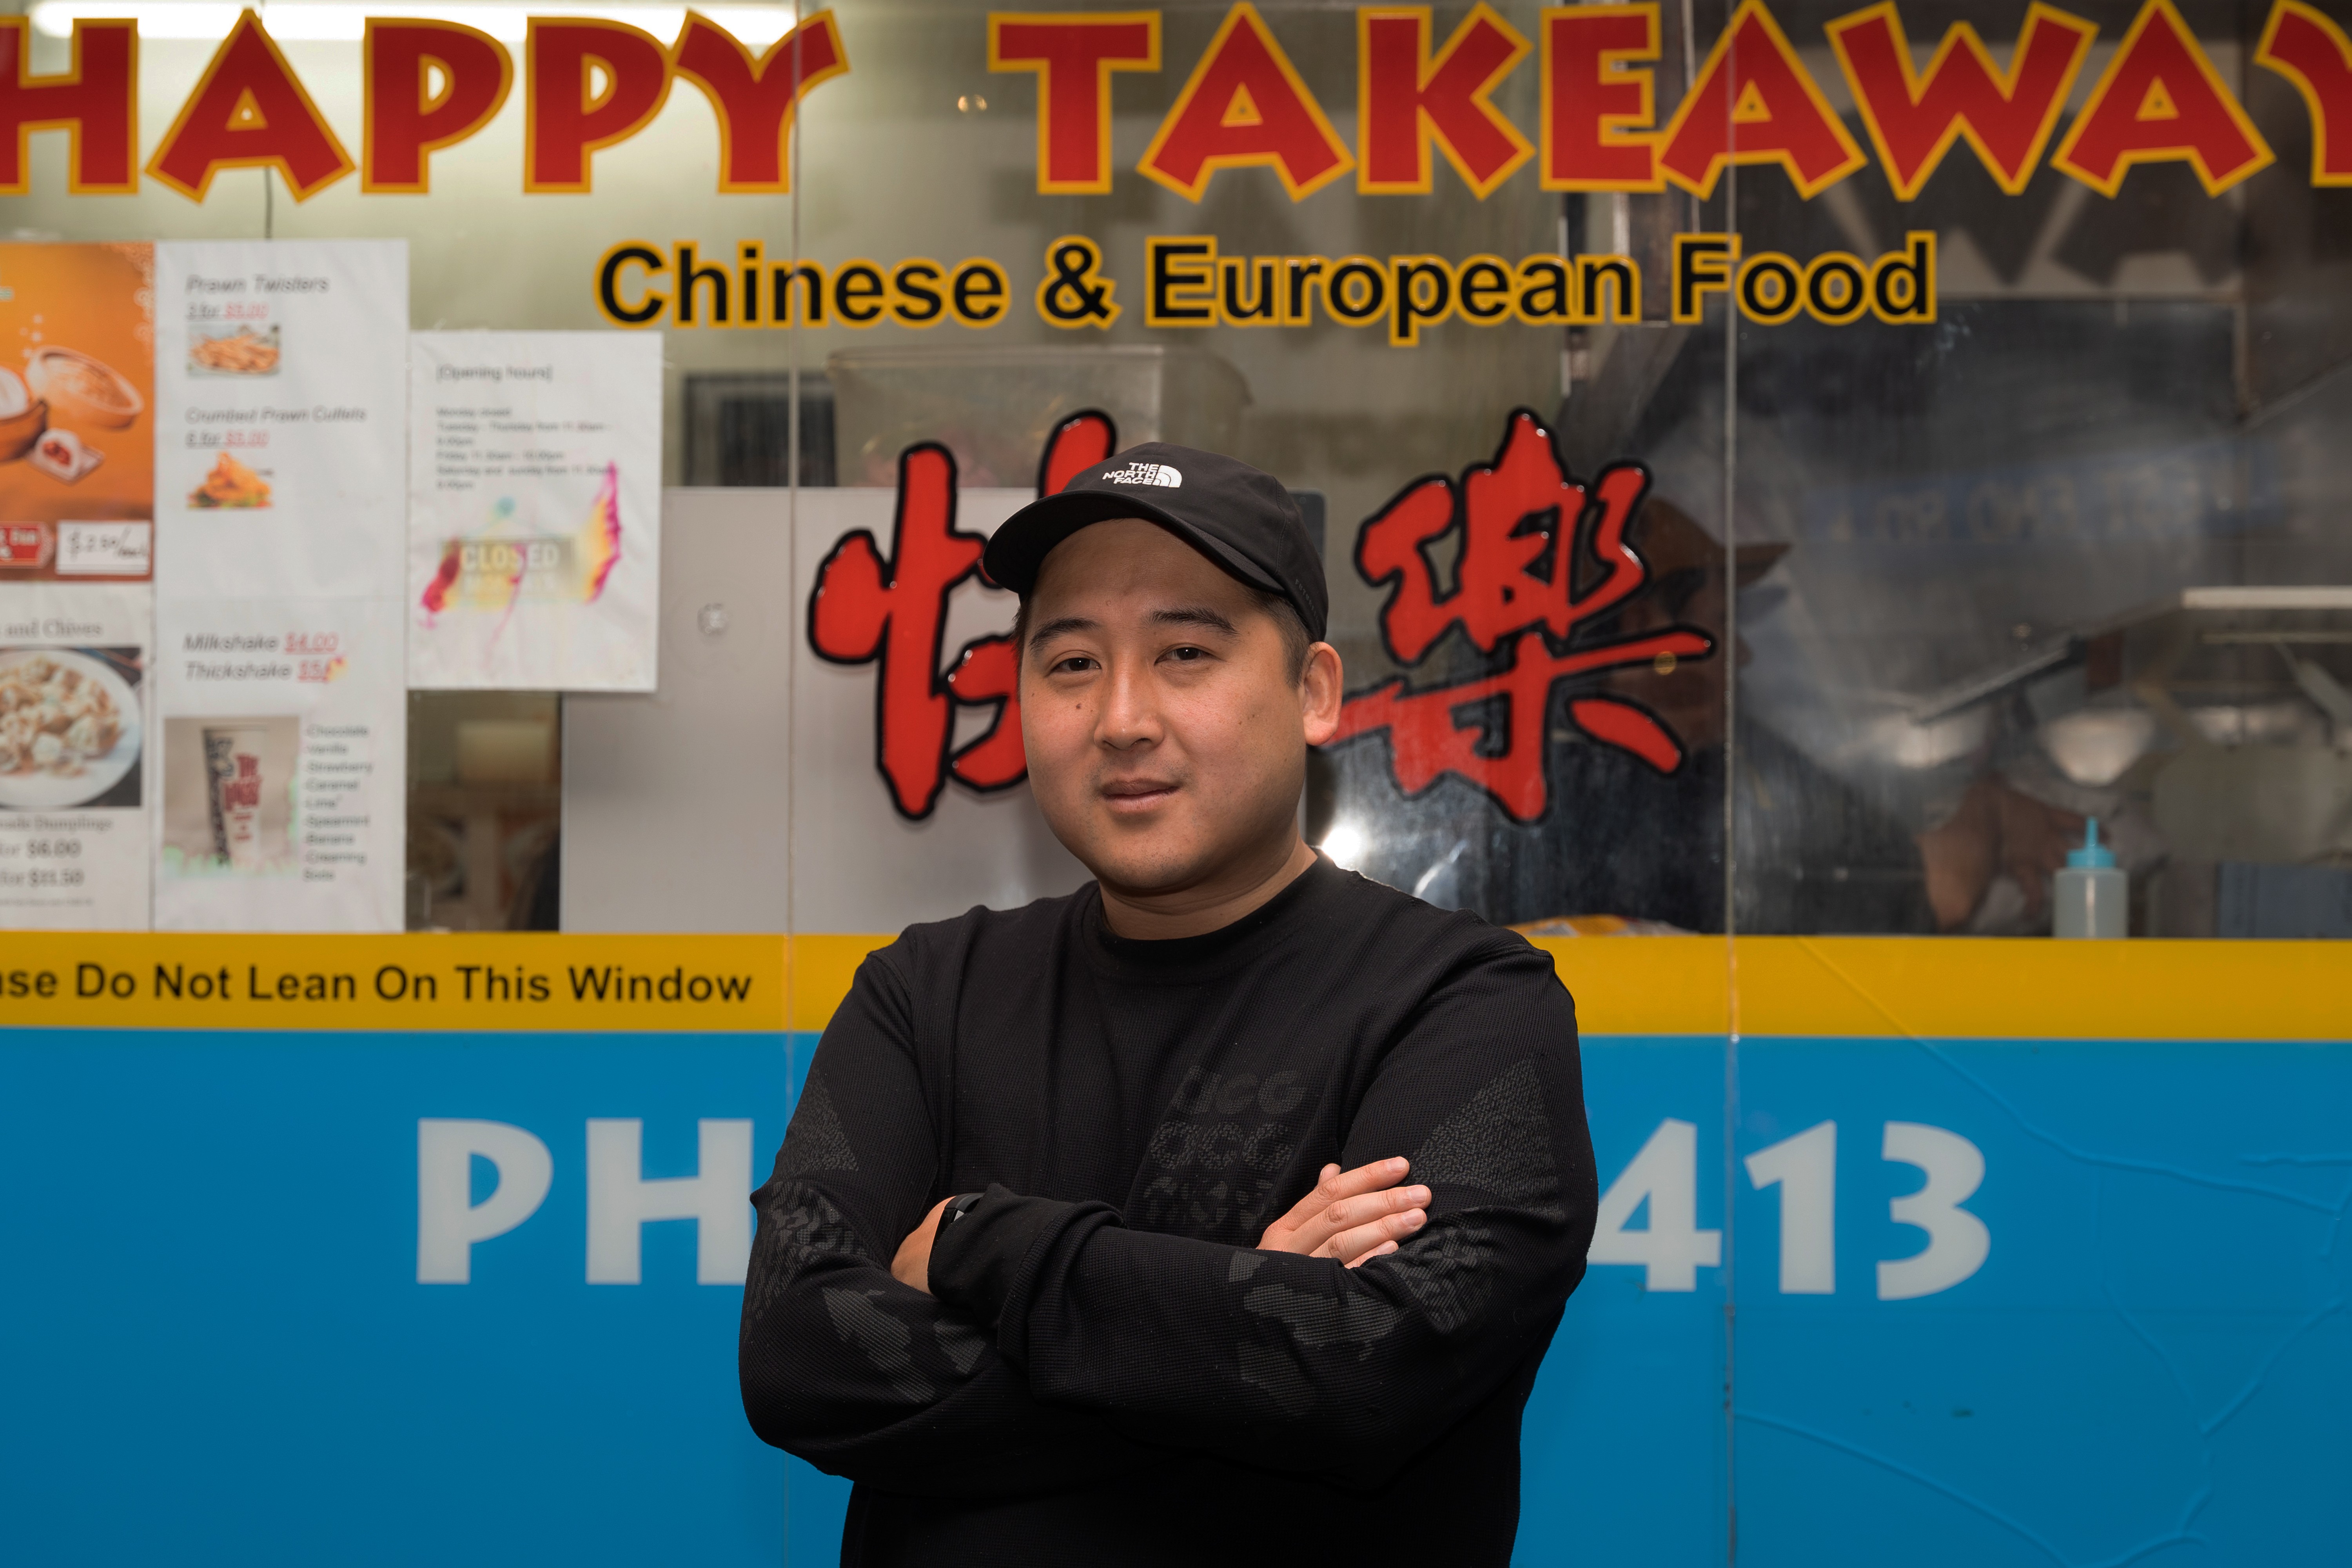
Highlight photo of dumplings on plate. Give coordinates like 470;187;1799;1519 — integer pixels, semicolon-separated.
0;648;142;809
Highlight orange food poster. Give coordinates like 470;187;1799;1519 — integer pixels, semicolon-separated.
0;244;156;582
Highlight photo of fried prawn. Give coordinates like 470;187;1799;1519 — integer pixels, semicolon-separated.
189;327;281;374
190;451;272;508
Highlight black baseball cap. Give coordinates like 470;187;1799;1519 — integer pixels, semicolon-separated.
984;442;1328;642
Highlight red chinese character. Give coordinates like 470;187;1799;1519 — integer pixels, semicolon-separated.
1357;409;1652;662
1333;409;1715;824
810;411;1116;818
948;408;1119;794
809;443;981;818
1034;408;1116;499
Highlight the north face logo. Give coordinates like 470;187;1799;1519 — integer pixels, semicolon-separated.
1102;462;1182;488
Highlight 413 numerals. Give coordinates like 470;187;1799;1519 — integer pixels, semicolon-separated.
1588;1118;1989;1299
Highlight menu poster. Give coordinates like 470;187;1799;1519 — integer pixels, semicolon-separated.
151;241;407;934
152;241;408;601
0;243;156;583
0;584;153;928
151;597;403;933
407;332;662;691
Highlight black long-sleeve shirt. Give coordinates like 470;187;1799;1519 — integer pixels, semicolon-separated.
739;856;1598;1566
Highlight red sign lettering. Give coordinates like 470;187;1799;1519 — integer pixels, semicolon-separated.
523;19;672;193
810;410;1116;818
2050;0;2272;195
146;11;354;201
1357;4;1532;197
671;11;849;194
0;18;138;194
1657;0;1867;199
1828;2;2096;201
361;19;514;194
1138;2;1354;201
990;13;1161;194
1332;409;1714;823
2258;0;2352;185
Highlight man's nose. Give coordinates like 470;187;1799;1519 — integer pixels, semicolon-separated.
1095;659;1163;750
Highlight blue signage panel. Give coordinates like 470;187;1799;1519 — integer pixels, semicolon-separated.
1723;1033;2352;1566
2;1030;793;1565
2;1027;2345;1564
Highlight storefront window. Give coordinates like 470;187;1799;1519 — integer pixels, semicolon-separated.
7;6;2351;1562
0;0;2345;938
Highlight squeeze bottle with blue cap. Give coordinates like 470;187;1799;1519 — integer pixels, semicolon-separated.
2053;818;2127;938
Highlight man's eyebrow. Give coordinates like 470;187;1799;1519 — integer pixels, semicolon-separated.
1026;614;1098;649
1026;607;1240;648
1149;606;1239;636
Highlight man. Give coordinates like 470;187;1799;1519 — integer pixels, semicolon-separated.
739;444;1599;1565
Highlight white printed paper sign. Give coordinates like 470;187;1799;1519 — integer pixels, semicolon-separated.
152;241;408;601
0;584;152;928
152;596;403;932
151;240;408;934
407;332;662;690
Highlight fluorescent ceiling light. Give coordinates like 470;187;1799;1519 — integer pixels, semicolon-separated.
28;3;803;46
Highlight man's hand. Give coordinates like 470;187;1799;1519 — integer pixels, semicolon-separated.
892;1195;952;1295
1257;1157;1429;1268
896;1161;1426;1294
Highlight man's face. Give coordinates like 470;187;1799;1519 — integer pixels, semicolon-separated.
1019;518;1337;897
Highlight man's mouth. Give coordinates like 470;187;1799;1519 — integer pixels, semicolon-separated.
1100;779;1179;810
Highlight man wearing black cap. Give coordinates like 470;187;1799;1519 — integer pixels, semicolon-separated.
739;444;1598;1566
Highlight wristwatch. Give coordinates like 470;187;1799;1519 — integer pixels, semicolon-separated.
944;1191;984;1225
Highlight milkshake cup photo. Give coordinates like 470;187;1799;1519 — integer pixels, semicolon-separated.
202;724;268;870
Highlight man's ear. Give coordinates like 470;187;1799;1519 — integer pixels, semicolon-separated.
1300;642;1343;746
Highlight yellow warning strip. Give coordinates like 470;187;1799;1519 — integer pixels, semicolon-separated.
1538;935;2349;1041
0;933;785;1032
0;933;2338;1041
1726;936;2349;1042
794;934;2349;1042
